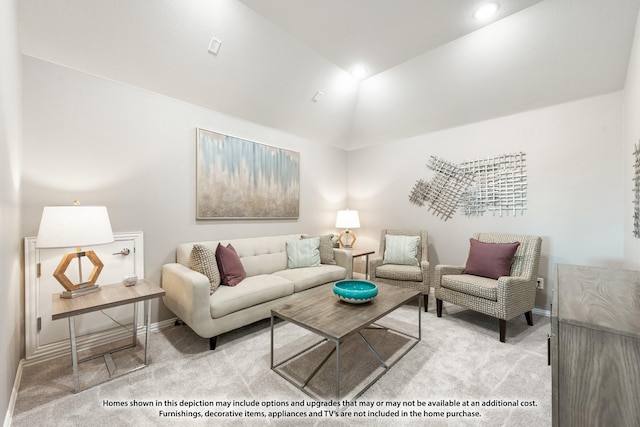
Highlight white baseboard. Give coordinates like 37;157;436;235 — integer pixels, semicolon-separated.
23;317;178;366
4;359;23;427
4;318;178;426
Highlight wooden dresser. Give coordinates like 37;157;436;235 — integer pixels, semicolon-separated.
551;264;640;426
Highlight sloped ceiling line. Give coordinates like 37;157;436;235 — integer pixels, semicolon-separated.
18;0;640;150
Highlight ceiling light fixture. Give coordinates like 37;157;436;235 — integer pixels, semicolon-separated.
351;66;367;80
473;2;500;21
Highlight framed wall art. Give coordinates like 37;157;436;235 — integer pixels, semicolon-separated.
196;128;300;219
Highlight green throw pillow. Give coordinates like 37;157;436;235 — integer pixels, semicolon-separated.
286;237;321;269
383;234;420;266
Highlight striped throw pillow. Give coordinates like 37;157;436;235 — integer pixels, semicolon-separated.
383;234;420;266
286;237;321;269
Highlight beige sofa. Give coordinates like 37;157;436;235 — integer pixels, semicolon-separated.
161;234;352;349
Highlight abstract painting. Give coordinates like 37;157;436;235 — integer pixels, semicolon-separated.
196;128;300;219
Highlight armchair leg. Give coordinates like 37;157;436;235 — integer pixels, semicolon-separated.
525;311;533;326
499;319;506;343
436;298;443;317
423;294;428;312
209;336;217;350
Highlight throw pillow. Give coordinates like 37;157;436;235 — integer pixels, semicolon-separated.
463;238;520;280
302;234;336;265
286;237;321;269
215;243;246;286
383;234;420;266
189;244;221;295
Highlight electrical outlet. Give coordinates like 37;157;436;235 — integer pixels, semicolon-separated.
536;277;544;290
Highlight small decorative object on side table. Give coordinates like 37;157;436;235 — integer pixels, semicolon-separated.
51;279;165;393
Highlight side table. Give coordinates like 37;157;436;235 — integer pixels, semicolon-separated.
350;248;375;279
51;279;165;393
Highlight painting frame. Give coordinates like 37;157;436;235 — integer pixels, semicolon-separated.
196;128;300;220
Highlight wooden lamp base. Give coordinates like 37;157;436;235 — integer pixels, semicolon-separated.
338;229;358;248
53;250;104;298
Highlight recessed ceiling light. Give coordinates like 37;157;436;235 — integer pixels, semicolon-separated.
473;2;500;21
351;66;367;80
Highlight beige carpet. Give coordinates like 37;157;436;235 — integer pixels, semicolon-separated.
11;298;551;426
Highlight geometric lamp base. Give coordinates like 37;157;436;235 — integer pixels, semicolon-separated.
60;285;102;299
53;249;105;298
338;229;357;249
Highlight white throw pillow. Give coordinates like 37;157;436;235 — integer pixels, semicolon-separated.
383;234;420;266
286;237;321;269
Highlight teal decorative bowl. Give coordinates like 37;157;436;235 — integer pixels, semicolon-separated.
333;280;378;304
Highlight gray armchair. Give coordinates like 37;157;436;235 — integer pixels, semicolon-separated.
369;229;430;312
434;232;542;342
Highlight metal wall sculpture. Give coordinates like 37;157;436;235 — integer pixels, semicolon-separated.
409;157;475;221
633;142;640;238
409;152;527;221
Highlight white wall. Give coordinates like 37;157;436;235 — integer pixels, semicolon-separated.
349;92;624;309
624;7;640;269
0;0;22;421
19;0;359;149
21;56;349;322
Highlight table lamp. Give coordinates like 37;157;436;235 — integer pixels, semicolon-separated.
35;203;114;298
335;209;360;248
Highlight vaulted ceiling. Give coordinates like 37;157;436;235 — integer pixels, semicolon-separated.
18;0;640;150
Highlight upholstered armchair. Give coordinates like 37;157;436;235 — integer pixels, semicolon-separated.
434;232;542;342
369;229;430;312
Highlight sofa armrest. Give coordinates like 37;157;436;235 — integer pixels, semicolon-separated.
332;248;353;279
161;263;212;334
434;264;465;289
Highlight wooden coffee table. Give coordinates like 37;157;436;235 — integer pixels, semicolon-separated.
270;282;421;401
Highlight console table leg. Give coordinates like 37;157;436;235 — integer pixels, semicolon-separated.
144;300;151;365
68;316;79;393
133;301;138;347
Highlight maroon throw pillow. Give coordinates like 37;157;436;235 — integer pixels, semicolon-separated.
463;238;520;280
215;243;246;286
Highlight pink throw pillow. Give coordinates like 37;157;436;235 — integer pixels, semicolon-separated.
463;238;520;280
215;243;246;286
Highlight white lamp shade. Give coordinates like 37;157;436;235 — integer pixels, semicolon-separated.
35;206;114;249
335;209;360;229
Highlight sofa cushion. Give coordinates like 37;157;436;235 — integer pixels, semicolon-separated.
303;234;336;265
210;274;294;318
188;244;221;295
441;274;498;301
464;238;520;280
383;234;420;266
274;264;346;292
216;243;246;286
286;237;321;269
375;264;423;282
